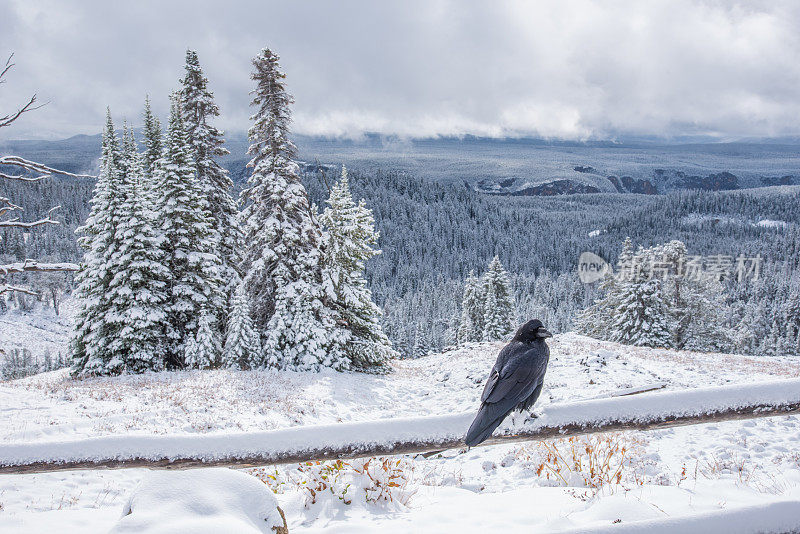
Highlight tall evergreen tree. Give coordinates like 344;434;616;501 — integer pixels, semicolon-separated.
141;96;162;181
71;111;125;376
579;237;633;339
457;271;483;344
649;240;732;351
180;50;242;310
105;126;170;373
610;276;672;348
482;286;503;341
481;256;516;341
223;284;261;369
240;48;344;371
154;93;224;368
607;244;673;348
785;285;800;344
321;166;397;370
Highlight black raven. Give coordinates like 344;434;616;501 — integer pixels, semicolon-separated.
464;319;552;447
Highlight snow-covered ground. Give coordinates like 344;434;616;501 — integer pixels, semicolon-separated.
2;334;800;532
0;298;77;364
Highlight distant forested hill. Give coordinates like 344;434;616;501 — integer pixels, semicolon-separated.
3;134;800;195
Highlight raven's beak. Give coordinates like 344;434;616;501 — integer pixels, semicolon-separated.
537;328;553;338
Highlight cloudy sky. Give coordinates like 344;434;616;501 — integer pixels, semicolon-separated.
1;0;799;140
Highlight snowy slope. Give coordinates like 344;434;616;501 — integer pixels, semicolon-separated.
2;335;800;532
0;297;77;363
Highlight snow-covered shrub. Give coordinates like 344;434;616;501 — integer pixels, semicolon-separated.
111;468;287;534
517;433;647;492
253;457;416;508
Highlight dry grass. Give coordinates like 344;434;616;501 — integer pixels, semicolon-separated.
516;432;648;493
7;369;318;435
250;456;417;507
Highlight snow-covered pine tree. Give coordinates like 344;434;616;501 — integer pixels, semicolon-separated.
184;311;221;369
677;275;733;352
736;298;769;354
785;285;800;353
577;272;619;339
180;50;242;311
139;97;163;213
104;125;170;373
320;166;397;371
609;255;672;348
582;238;734;351
141;96;162;180
71;110;125;376
223;284;261;369
651;240;733;351
578;238;632;338
481;256;516;341
617;237;634;274
240;48;344;371
457;271;483;344
412;328;430;358
154;93;225;369
482;285;503;341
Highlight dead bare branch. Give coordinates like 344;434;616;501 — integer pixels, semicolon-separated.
0;53;85;298
0;285;38;296
0;260;80;275
0;54;47;129
0;205;62;229
0;94;45;129
0;196;23;218
0;156;96;180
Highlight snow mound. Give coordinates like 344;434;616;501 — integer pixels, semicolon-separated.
110;468;287;534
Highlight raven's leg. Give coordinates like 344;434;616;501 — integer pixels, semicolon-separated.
519;382;544;422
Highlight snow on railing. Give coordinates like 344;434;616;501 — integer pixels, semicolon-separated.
1;377;800;474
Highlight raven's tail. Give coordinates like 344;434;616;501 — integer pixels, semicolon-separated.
464;407;506;447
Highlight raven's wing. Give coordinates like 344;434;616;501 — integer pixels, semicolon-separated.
480;366;500;402
465;346;547;447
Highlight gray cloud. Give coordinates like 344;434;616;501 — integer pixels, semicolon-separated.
1;0;799;140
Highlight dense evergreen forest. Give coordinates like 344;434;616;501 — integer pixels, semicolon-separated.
2;161;798;356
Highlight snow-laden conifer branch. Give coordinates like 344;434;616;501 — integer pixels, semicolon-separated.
1;377;799;474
